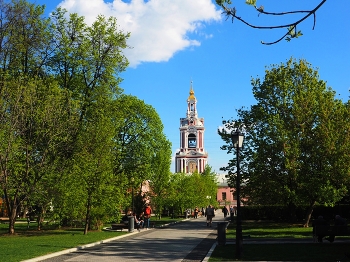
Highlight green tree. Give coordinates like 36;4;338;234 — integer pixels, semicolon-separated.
47;8;130;234
111;95;169;215
148;138;172;218
216;0;327;45
200;165;219;208
49;8;129;122
166;167;218;216
219;58;350;225
72;100;116;234
0;76;74;234
0;0;52;76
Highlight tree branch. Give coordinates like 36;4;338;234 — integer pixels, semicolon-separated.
219;0;327;44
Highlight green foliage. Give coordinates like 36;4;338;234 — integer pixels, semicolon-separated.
219;58;350;223
165;166;218;215
148;137;172;218
216;0;232;6
245;0;256;6
286;26;303;42
0;0;170;235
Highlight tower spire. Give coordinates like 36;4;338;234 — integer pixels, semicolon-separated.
188;80;195;100
175;83;208;173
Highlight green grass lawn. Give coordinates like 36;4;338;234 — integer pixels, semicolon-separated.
2;219;349;262
0;216;183;262
210;220;350;261
226;220;313;239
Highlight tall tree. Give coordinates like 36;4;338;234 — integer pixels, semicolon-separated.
0;76;74;234
219;58;350;225
0;0;52;76
47;9;130;234
111;95;165;178
110;95;170;217
49;8;129;122
166;167;218;216
72;100;116;234
148;138;172;218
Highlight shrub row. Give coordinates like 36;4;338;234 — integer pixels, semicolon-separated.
240;204;350;222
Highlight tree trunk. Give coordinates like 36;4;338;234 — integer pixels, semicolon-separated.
8;203;18;234
303;200;316;227
5;190;18;234
84;196;92;235
37;208;46;231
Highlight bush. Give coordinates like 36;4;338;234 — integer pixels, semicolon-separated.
240;205;350;221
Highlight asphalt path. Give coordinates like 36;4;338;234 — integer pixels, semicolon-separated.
23;215;221;262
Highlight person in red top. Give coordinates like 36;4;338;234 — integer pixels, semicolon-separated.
144;204;152;230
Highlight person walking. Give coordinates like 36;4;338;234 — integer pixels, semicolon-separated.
194;207;199;219
229;206;234;215
222;206;228;218
312;215;328;242
327;215;347;242
143;204;152;230
205;205;215;227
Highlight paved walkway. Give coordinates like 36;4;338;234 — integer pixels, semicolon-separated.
22;215;350;262
23;214;225;262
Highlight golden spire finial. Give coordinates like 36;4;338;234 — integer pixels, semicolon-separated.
188;80;196;100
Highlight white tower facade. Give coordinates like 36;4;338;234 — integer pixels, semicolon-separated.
175;83;208;173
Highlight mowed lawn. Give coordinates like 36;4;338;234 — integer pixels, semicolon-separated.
210;220;350;261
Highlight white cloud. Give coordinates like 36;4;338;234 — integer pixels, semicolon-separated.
58;0;221;67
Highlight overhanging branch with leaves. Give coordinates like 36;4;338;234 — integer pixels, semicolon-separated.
216;0;327;45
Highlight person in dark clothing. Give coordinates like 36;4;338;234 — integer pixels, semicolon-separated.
327;215;347;242
194;207;199;219
205;205;215;227
121;213;129;224
222;206;229;218
312;215;329;242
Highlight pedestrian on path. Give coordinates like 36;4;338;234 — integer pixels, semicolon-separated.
194;207;199;219
143;203;152;230
222;206;228;218
205;205;215;227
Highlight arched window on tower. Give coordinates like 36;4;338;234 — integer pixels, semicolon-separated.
188;134;196;148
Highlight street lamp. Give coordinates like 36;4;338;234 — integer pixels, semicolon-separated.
231;129;244;259
131;177;135;213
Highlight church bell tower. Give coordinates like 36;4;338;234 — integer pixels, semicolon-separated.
175;82;208;173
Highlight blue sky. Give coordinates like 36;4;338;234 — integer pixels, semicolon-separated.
34;0;349;174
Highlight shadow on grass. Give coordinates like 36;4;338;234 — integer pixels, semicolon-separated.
210;243;350;261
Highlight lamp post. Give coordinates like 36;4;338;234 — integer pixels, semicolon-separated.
231;129;244;259
131;177;135;213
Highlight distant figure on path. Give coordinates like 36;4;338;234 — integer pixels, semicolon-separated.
327;215;347;242
312;215;328;243
205;205;215;227
194;207;199;219
144;204;152;230
229;206;234;215
222;206;228;218
233;206;237;216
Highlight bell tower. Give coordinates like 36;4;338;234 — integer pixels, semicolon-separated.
175;82;208;173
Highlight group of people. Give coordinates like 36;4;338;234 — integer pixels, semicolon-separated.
121;203;153;231
220;205;238;218
200;204;237;227
312;214;347;242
